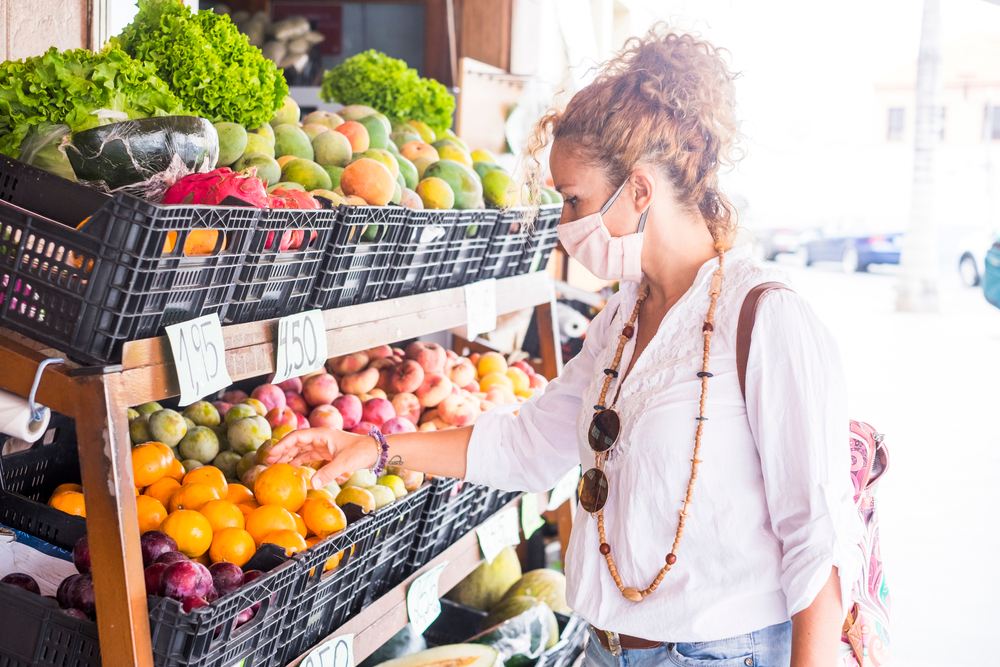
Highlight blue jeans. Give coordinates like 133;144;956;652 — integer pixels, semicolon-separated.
584;622;792;667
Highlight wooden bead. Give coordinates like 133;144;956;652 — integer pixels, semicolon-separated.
622;587;643;602
622;325;634;339
666;553;677;565
599;543;611;555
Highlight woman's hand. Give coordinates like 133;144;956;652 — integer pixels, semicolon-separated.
265;427;376;490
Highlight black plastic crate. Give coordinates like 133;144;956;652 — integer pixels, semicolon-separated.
406;478;480;574
437;210;500;289
308;205;408;310
521;205;563;276
0;582;101;667
0;154;111;228
382;210;457;299
482;209;531;281
225;207;338;324
0;157;260;365
0;413;86;551
275;483;431;664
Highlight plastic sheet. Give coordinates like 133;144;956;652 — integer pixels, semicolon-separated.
18;123;76;181
470;604;553;667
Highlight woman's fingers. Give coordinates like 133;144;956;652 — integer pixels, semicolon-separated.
266;428;332;464
311;459;349;490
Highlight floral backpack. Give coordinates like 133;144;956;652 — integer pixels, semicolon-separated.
737;282;891;667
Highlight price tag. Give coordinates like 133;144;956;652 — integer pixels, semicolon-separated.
547;465;581;511
464;279;497;339
272;309;328;385
165;314;233;406
476;507;521;565
406;562;447;635
521;493;545;539
300;633;354;667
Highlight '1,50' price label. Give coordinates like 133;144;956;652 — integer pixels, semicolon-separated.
166;314;233;406
272;309;328;385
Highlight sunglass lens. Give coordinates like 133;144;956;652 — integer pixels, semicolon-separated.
588;409;620;452
579;467;610;513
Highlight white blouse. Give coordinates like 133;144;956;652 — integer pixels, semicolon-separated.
464;243;864;642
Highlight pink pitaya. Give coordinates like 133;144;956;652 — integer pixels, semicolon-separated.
163;168;269;207
267;188;321;210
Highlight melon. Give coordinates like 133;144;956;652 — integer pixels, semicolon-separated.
482;596;559;650
372;644;497;667
499;569;570;614
446;545;521;611
358;624;426;667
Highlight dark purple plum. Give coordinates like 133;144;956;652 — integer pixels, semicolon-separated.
69;575;96;617
161;562;202;601
191;562;213;597
140;531;178;567
62;608;89;619
1;572;40;594
181;595;209;613
155;551;189;566
144;563;169;596
57;574;81;608
72;536;91;574
209;562;244;597
234;608;254;629
205;586;219;603
243;570;264;613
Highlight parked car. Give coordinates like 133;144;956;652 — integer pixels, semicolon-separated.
751;228;817;261
956;228;998;287
804;232;904;272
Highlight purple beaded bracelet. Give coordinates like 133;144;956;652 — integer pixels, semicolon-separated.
368;426;390;477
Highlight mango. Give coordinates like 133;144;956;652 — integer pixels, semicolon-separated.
473;161;504;180
338;105;379;122
384;140;400;157
311;189;347;207
248;124;275;146
270;95;300;126
400;187;423;209
273;124;314;160
416;177;455;209
397;155;418;189
322;165;344;189
413;157;436;179
302;124;330;142
213;122;248;168
406;120;436;143
437;144;473;167
440;128;469;152
356;149;399;177
482;169;515;208
281;158;333;191
341;158;396;206
313;131;353;167
234;152;281;188
423;160;482;210
302;110;344;130
391;131;421;149
359;116;389;150
391;181;402;205
243;133;274;159
470;149;497;163
542;186;563;203
266;182;306;193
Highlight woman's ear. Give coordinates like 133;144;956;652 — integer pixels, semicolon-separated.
630;168;656;213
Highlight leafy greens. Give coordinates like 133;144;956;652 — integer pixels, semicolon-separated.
320;50;455;133
114;0;288;130
0;46;185;159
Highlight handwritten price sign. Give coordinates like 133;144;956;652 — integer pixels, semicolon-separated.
521;493;546;539
406;562;447;635
272;309;327;385
476;507;521;564
300;633;354;667
547;466;581;511
464;279;497;339
166;314;233;406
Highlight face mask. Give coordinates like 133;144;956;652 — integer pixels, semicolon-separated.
556;179;649;283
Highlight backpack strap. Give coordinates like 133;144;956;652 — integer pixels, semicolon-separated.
737;281;792;400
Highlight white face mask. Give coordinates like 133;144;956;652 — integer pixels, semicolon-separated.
556;179;649;283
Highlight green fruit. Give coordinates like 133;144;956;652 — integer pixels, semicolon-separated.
344;470;377;488
281;158;332;191
224;403;257;428
483;596;560;650
212;451;243;480
391;181;402;205
183;401;220;427
135;402;163;416
301;124;330;142
500;569;571;614
243;133;275;158
181;459;205;473
303;110;344;130
233;152;280;188
273;124;314;160
183;416;197;430
537;189;553;205
357;625;427;667
178;426;220;464
376;475;407;499
384;139;400;156
415;177;455;210
359;116;389;150
423;159;483;210
270;95;300;126
127;408;140;422
213;122;248;168
396;155;418;190
390;131;420;149
482;169;515;208
211;424;230;452
236;451;257;480
441;129;469;152
361;224;381;242
228;415;272;455
542;186;563;203
446;545;522;611
313;131;354;167
406;120;436;143
267;182;306;193
148;409;187;448
357;149;399;177
322;165;344;189
338;105;379;122
129;414;152;444
395;172;405;189
473;161;504;180
431;138;462;152
248;124;275;146
370;484;397;509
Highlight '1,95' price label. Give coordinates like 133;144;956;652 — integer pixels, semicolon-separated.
272;309;328;385
166;314;233;406
300;633;354;667
476;507;521;565
406;562;447;635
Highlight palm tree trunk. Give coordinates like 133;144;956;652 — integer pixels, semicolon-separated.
897;0;943;312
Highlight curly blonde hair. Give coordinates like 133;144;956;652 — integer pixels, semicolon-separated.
521;23;742;244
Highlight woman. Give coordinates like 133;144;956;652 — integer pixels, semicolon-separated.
269;25;862;667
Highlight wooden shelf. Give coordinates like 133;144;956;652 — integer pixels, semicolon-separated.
121;271;555;405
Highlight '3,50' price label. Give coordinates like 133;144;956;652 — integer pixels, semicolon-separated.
272;309;328;385
166;314;233;406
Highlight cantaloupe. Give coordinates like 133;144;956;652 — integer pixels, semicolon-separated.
372;644;498;667
499;569;570;614
446;545;521;611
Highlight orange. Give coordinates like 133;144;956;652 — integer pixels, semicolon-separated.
479;372;514;393
144;477;181;507
225;483;256;506
135;486;142;496
209;528;256;567
132;443;172;487
253;464;307;513
476;351;508;377
246;504;297;546
49;491;86;517
193;552;212;566
166;458;186;483
136;495;168;534
200;499;245;532
183;466;228;501
237;504;255;520
296;467;315;485
306;537;344;571
159;510;213;557
168;483;219;513
51;483;82;498
292;511;308;538
300;498;347;538
261;529;307;556
148;442;175;463
306;489;335;501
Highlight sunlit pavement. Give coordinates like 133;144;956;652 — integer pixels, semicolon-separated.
770;257;1000;667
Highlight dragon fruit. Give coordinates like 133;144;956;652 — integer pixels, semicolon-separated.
163;168;269;207
267;188;321;210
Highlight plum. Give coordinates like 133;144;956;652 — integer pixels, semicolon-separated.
181;595;210;613
70;574;96;617
209;562;244;597
192;562;214;597
1;572;40;594
72;536;91;574
156;550;190;566
205;586;219;603
62;608;89;619
141;531;178;567
144;562;169;596
162;561;204;601
57;574;81;607
235;607;255;628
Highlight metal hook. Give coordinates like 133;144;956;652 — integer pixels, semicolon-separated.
28;358;65;423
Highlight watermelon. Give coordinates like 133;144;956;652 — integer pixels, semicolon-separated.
66;116;218;191
446;546;522;612
483;595;559;650
499;569;570;614
372;644;497;667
